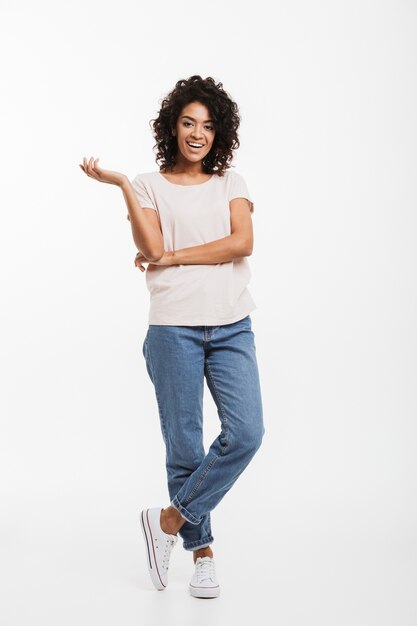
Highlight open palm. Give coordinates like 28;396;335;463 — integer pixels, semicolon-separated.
79;156;126;187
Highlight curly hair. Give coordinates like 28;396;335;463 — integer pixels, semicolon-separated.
149;75;242;177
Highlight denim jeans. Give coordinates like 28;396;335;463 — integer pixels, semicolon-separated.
142;314;265;551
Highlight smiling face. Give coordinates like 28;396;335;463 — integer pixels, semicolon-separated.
172;101;216;168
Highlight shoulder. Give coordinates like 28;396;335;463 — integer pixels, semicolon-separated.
130;172;160;211
131;172;162;197
221;169;254;213
216;168;248;185
215;168;251;191
213;168;243;187
131;171;159;185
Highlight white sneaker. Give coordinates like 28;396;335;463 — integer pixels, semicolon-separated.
140;507;178;590
189;556;221;598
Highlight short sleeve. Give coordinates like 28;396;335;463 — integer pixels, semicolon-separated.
127;174;157;220
228;171;254;213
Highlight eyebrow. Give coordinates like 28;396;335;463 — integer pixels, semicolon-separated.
180;115;214;123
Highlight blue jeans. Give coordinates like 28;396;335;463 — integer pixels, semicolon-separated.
142;314;265;551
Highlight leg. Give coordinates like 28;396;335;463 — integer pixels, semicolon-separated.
170;315;265;526
142;324;214;552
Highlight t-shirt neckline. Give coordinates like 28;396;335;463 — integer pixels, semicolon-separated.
157;171;215;187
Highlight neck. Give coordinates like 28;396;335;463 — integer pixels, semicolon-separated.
169;156;206;176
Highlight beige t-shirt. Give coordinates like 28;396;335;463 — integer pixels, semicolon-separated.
130;169;257;326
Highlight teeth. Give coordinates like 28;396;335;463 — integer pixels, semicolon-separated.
188;142;203;148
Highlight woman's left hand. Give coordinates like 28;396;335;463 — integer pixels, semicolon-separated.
134;250;174;272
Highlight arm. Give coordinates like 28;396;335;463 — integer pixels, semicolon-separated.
170;234;247;265
170;197;254;265
121;178;164;261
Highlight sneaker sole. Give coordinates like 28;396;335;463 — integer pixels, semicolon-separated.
140;508;166;591
189;583;221;598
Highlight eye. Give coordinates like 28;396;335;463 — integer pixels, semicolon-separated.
182;121;214;131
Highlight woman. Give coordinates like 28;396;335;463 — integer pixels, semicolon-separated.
79;75;265;599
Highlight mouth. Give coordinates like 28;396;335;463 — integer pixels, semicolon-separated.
186;141;205;151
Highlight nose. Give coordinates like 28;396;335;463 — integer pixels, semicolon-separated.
191;126;204;139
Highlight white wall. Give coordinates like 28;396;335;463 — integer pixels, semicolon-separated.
0;0;416;624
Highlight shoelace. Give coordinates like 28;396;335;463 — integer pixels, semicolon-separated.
196;557;216;582
162;534;178;570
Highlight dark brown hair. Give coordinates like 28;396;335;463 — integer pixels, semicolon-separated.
149;75;242;176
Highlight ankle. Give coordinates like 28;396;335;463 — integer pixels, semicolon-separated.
193;547;213;562
160;506;184;535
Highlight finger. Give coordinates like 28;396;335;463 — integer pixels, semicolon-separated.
87;156;97;178
92;157;102;179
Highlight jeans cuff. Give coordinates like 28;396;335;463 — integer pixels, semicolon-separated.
182;537;214;551
171;496;202;525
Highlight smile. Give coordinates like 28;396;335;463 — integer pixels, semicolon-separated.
187;142;204;149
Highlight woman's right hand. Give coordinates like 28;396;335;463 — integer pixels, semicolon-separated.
79;156;127;187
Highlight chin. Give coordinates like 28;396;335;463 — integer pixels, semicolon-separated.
184;154;205;163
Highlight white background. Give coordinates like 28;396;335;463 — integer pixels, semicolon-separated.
1;0;416;624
